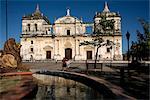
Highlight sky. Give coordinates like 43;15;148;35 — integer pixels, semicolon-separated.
0;0;149;53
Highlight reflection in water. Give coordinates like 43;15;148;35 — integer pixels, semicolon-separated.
33;74;103;100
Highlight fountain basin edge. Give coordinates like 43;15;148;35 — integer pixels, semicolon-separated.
34;70;136;100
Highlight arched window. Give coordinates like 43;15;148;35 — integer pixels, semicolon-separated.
107;48;110;53
31;48;33;52
67;30;70;35
27;24;30;31
31;40;33;44
35;24;38;31
107;40;110;44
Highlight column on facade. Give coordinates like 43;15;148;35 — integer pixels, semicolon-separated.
37;40;40;60
113;35;115;60
74;18;77;59
94;45;97;60
74;38;76;59
22;25;25;32
32;23;35;32
74;18;76;35
78;39;80;55
57;39;59;55
39;24;42;33
30;23;32;32
53;39;55;59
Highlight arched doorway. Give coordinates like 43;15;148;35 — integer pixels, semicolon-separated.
43;45;53;59
87;51;92;59
65;48;72;59
46;51;51;59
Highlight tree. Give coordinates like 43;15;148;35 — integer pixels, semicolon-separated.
79;14;115;69
130;19;150;61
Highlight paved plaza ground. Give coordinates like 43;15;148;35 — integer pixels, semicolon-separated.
23;61;116;73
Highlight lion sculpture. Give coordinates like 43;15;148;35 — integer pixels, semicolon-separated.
1;38;22;68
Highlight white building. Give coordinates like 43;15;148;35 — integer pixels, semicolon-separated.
20;3;122;61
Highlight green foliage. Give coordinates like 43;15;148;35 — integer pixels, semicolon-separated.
80;37;111;47
130;19;150;61
95;14;115;35
100;18;115;32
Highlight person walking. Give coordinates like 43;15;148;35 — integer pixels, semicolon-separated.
66;59;71;70
55;58;58;63
62;57;67;71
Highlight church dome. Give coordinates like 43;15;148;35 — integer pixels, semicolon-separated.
22;4;50;24
54;9;82;24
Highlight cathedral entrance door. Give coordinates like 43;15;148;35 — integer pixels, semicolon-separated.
46;51;51;59
65;48;72;59
87;51;92;59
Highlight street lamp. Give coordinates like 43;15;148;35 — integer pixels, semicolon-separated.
126;31;130;75
6;0;8;40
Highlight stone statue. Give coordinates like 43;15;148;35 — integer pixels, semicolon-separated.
1;38;22;68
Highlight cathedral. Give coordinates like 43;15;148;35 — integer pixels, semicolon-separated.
20;2;122;61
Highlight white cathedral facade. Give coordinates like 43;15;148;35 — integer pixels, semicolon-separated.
20;2;122;61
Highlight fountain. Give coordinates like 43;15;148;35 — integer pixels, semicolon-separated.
33;74;103;100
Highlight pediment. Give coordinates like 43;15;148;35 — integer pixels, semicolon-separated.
84;46;94;50
55;16;81;24
64;42;72;48
43;45;53;50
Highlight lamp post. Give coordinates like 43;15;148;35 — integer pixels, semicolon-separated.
6;0;8;41
126;31;130;75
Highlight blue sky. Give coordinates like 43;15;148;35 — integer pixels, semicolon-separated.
0;0;149;53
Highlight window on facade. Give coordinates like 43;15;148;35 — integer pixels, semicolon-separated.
67;30;70;35
106;40;109;44
107;48;110;53
27;24;30;31
46;30;48;34
35;24;38;31
31;40;33;44
31;48;33;52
